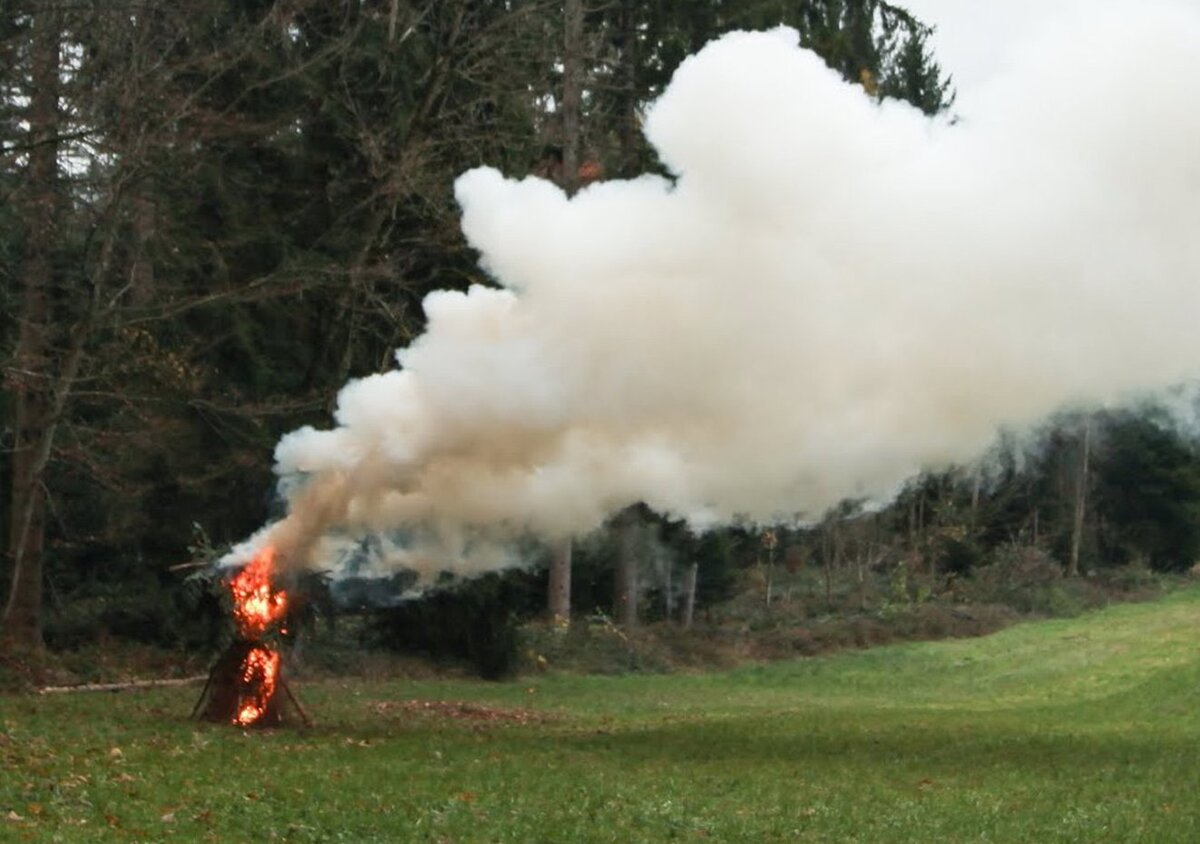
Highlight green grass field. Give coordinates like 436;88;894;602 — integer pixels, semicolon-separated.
5;588;1200;842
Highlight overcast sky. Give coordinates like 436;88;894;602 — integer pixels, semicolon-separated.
906;0;1200;101
904;0;1057;94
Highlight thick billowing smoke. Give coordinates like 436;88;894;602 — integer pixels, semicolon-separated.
227;1;1200;580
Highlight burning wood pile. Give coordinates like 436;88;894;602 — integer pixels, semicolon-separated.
192;547;309;727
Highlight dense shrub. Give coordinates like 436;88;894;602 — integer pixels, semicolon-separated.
962;545;1068;613
42;573;225;652
362;569;543;679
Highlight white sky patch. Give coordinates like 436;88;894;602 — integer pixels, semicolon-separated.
906;0;1200;100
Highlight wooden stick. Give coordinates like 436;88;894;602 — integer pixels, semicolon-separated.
38;676;208;695
190;668;217;719
281;678;313;727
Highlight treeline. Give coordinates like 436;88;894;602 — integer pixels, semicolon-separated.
368;403;1200;678
603;403;1200;622
11;0;1187;662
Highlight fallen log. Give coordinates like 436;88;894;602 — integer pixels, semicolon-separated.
37;676;208;695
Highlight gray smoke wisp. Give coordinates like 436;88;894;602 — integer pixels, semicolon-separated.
225;3;1200;581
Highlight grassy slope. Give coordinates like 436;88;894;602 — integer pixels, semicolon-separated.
4;587;1200;842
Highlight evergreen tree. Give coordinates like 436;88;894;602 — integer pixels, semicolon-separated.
1095;411;1200;572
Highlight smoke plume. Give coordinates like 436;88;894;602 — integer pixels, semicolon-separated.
227;2;1200;580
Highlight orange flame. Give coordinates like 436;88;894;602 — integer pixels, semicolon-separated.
230;546;288;640
234;645;281;726
228;546;288;726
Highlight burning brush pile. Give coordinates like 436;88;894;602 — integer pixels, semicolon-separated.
193;547;308;727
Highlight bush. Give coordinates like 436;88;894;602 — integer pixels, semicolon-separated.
521;613;675;675
962;545;1067;613
43;573;225;652
1096;559;1162;594
362;569;543;680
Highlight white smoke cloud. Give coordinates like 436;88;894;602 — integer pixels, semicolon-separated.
227;1;1200;575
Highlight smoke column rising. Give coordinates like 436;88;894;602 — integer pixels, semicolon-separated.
227;2;1200;579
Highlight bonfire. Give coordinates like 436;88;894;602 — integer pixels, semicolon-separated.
192;546;309;727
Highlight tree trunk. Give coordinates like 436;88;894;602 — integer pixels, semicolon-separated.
614;510;639;629
680;562;697;629
662;555;672;620
916;489;925;545
130;191;156;307
547;539;572;625
561;0;583;196
1068;419;1092;577
542;0;583;624
970;467;982;529
615;0;639;177
822;520;834;605
3;7;61;650
387;0;401;42
764;544;774;607
855;550;866;610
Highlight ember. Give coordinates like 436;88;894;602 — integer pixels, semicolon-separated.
192;546;308;727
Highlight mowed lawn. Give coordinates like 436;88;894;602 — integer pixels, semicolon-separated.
5;589;1200;842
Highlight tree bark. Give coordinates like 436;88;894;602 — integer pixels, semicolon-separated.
763;543;775;607
3;6;61;649
680;562;697;629
615;0;639;177
822;519;834;605
1068;419;1092;577
542;0;583;622
561;0;583;196
547;539;571;625
615;510;639;629
970;466;982;529
130;191;156;307
662;553;672;619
